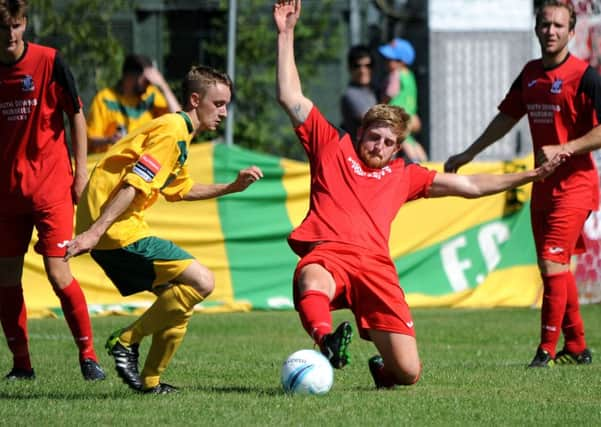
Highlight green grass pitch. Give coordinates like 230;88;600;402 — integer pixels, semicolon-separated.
1;306;600;426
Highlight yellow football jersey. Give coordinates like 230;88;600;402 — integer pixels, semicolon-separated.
77;112;196;249
87;85;169;153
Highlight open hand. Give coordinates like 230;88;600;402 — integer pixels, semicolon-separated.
273;0;301;33
143;66;167;88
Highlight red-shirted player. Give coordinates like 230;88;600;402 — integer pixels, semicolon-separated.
274;0;567;388
445;1;597;367
0;0;104;380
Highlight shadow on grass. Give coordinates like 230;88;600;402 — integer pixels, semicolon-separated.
187;384;283;396
0;390;134;400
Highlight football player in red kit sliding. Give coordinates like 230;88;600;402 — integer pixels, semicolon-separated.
274;0;568;388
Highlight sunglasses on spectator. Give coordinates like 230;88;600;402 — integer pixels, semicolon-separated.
351;62;372;69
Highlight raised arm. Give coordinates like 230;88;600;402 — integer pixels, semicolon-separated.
274;0;313;127
444;112;518;172
144;65;182;113
430;153;568;199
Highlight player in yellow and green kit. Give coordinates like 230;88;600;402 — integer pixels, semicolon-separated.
65;65;263;394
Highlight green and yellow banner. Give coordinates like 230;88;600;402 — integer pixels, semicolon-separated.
22;143;544;318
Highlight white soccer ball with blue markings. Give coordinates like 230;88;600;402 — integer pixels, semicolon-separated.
281;349;333;395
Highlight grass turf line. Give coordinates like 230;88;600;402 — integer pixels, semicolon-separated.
1;307;600;426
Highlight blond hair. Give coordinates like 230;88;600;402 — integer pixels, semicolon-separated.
182;65;233;101
361;104;411;144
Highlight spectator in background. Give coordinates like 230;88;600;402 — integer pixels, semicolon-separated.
0;0;105;381
87;54;181;154
379;37;428;163
340;45;377;142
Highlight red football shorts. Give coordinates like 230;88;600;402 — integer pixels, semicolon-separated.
0;195;74;257
293;242;415;340
530;207;590;264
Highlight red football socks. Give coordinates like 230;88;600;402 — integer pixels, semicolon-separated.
562;272;587;354
539;272;569;357
55;279;97;362
0;285;32;370
297;290;332;345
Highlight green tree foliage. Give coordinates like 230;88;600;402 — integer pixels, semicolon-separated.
28;0;130;104
206;0;343;160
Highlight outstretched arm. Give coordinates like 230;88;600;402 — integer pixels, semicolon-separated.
274;0;313;127
444;112;518;172
64;184;137;260
430;153;568;198
182;166;263;201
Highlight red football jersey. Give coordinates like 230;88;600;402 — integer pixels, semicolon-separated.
498;54;600;211
288;106;436;256
0;42;81;211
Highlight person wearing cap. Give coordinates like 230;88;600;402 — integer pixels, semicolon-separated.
87;54;182;154
379;37;428;162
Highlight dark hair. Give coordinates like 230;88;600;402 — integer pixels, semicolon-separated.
535;0;576;31
0;0;28;23
182;65;233;100
347;44;372;68
122;54;152;76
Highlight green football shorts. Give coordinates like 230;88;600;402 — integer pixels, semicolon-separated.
91;236;194;296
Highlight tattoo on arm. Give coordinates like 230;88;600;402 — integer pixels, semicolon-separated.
292;103;302;118
290;102;308;124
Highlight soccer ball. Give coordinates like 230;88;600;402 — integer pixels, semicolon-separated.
281;349;334;395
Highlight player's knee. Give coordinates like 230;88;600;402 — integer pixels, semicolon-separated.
295;266;332;295
393;365;421;386
191;265;215;297
178;261;215;297
388;358;421;386
538;258;569;276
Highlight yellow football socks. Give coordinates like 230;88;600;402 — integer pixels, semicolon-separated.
119;284;203;389
141;323;188;389
119;284;203;346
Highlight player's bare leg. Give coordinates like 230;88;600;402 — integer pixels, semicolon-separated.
368;329;420;387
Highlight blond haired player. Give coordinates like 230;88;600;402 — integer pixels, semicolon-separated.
274;0;568;388
65;65;263;394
